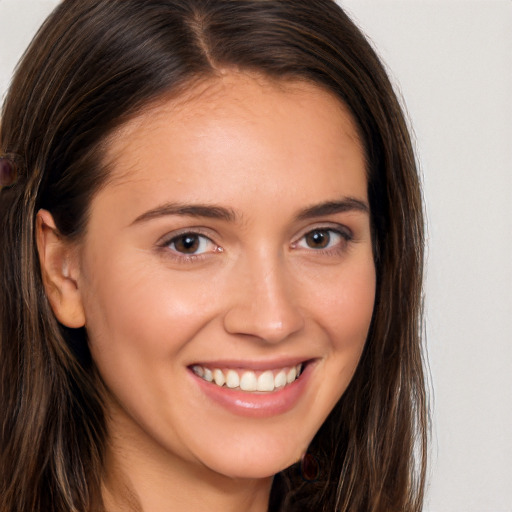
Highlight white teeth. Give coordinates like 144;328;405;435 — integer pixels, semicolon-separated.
193;363;305;392
274;370;287;388
257;370;275;392
286;366;297;384
192;365;204;378
213;369;225;386
226;370;240;389
240;371;258;391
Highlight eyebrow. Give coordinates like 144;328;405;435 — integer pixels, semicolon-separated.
295;198;369;221
131;202;237;225
131;197;369;226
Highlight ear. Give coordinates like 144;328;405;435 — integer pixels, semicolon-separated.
36;209;86;328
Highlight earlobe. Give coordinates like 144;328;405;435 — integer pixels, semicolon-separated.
36;209;86;328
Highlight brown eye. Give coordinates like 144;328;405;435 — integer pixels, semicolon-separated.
167;233;216;255
173;234;200;253
304;230;331;249
296;228;350;252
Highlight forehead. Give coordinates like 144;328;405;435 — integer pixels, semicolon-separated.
103;73;364;183
90;72;368;228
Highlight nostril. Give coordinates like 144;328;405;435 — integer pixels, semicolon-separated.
223;307;305;343
222;261;305;342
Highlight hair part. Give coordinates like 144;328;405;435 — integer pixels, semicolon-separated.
0;1;427;511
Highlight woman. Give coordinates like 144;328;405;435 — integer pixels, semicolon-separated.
0;1;427;511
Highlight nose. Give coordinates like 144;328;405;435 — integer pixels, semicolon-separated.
222;252;305;344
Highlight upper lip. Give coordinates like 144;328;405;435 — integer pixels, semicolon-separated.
188;357;315;371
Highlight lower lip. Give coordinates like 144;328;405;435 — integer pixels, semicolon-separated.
189;363;314;418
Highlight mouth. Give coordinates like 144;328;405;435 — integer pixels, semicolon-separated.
188;359;315;417
190;363;304;393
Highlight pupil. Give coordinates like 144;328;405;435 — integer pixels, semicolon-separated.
176;234;199;253
307;230;329;248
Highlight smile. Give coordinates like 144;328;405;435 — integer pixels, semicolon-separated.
191;364;303;392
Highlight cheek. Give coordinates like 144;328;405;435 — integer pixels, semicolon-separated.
307;258;376;347
314;263;376;412
79;251;216;380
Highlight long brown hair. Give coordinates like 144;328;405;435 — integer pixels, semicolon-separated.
0;1;427;510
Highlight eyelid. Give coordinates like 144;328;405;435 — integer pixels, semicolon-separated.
293;222;353;242
157;226;216;245
291;224;354;253
157;228;221;259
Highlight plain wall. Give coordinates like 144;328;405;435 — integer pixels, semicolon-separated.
1;1;511;511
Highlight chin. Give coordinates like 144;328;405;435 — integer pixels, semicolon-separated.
194;430;309;480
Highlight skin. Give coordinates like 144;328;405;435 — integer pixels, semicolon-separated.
37;73;376;511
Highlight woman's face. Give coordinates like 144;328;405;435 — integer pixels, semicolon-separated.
74;74;375;480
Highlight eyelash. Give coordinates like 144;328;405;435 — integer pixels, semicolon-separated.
158;226;353;262
292;227;353;254
158;230;220;262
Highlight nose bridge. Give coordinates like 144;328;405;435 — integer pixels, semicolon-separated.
223;246;304;343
